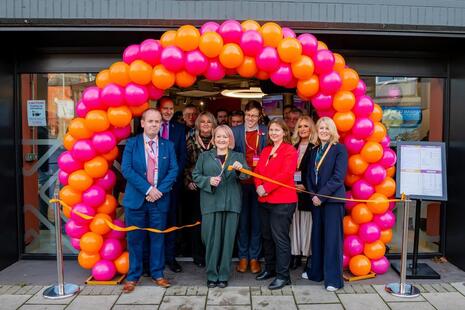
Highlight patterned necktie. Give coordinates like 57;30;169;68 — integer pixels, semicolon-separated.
147;140;156;186
162;122;169;139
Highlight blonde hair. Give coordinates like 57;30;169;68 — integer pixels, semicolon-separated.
213;125;235;149
291;115;317;145
195;111;217;141
315;117;340;145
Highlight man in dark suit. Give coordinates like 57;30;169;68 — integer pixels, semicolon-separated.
121;108;178;293
158;96;187;272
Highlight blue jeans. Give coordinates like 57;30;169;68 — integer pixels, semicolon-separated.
126;201;167;281
237;183;262;260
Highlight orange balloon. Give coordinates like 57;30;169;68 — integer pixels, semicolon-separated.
351;203;373;224
361;141;384;163
367;193;389;214
63;204;72;218
109;61;130;87
333;111;356;132
63;133;77;151
296;75;319;98
260;22;283;47
68;170;93;192
129;60;153;85
277;38;302;63
364;240;386;260
219;43;244;69
80;232;104;254
108;106;132;128
367;122;387;143
380;229;393;244
375;177;396;198
90;213;112;235
96;69;111;88
129;101;150;117
97;195;118;214
345;173;361;187
241;20;261;31
386;166;396;178
102;146;119;161
160;30;177;48
68;118;93;140
348;154;369;175
78;251;101;269
175;70;196;88
291;55;314;80
85;110;110;133
343;215;359;235
349;255;371;276
317;41;328;50
199;32;224;58
176;25;200;51
152;64;175;90
333;91;356;112
255;70;270;80
333;53;346;73
84;156;109;179
237;57;258;78
340;68;360;91
59;185;82;206
114;251;129;274
370;104;383;123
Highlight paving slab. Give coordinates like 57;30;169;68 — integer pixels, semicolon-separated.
338;294;389;310
292;285;339;304
165;286;187;296
298;304;344;310
19;305;66;310
159;295;206;310
112;306;156;310
451;282;465;296
207;287;250;305
115;286;165;304
14;286;43;295
439;283;456;292
372;284;425;302
206;306;252;310
387;301;436;310
65;295;118;310
422;292;465;310
25;287;77;305
252;296;297;310
0;295;31;309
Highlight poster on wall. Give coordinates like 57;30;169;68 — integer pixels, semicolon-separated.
27;100;47;127
396;141;447;201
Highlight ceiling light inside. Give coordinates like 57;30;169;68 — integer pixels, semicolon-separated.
221;87;267;99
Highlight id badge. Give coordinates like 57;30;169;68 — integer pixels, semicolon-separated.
252;155;260;167
294;171;302;183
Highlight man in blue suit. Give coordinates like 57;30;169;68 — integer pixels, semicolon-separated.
158;97;187;272
122;108;178;293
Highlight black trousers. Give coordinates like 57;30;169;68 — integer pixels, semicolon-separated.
259;202;296;280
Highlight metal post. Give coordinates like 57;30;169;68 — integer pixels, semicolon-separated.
385;197;420;298
43;200;80;299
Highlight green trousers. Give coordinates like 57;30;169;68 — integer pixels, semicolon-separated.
201;211;239;282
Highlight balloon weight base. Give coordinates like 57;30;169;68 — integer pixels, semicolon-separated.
43;283;80;299
343;271;376;282
85;273;126;285
385;283;421;298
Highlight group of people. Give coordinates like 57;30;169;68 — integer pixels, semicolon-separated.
121;97;348;293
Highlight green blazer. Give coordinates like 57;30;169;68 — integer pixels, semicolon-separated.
192;148;250;215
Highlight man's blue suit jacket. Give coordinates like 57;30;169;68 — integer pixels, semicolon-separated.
232;124;268;155
166;120;187;180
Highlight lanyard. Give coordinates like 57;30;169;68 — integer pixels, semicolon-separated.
244;130;259;154
215;151;229;177
198;135;212;150
315;143;332;172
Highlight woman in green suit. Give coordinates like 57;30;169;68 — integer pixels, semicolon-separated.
193;125;249;288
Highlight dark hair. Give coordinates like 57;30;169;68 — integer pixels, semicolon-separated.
289;107;303;115
245;100;262;113
183;103;197;111
157;96;173;108
230;110;245;117
216;109;229;116
266;117;292;145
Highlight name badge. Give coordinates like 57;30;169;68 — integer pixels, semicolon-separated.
252;155;260;167
294;171;302;183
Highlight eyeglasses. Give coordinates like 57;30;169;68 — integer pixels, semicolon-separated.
245;114;260;119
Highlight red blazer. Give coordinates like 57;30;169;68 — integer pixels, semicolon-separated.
254;142;298;204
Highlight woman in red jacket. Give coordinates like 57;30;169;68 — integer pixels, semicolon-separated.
254;118;298;290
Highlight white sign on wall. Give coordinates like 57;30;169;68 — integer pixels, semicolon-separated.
27;100;47;127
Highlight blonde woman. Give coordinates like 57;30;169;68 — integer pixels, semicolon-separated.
289;116;317;270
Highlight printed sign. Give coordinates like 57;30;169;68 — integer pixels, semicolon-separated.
27;100;47;127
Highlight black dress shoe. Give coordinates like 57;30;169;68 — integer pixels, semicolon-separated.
167;260;182;273
268;278;291;290
255;270;276;281
207;280;217;288
217;281;228;288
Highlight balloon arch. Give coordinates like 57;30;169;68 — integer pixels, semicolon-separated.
57;20;397;281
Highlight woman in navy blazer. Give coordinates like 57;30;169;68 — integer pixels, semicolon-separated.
303;116;348;292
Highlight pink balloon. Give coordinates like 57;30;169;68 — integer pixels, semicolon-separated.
311;93;333;111
76;100;88;118
123;44;140;64
359;222;381;243
100;83;125;107
200;21;220;34
343;253;350;268
345;191;357;212
71;140;96;162
185;50;208;75
343;235;364;257
70;237;81;250
65;218;89;238
204;59;225;81
71;203;96;225
380;135;391;148
99;238;123;261
82;185;106;208
285;78;297;89
297;33;318;57
314;49;335;75
92;131;117;154
256;47;280;72
105;219;126;240
147;84;164;100
352;179;375;200
344;134;365;155
124;83;148;106
112;125;131;141
373;210;396;230
388;201;396;211
364;164;387;185
160;46;185;72
282;27;296;38
380;148;397;168
92;260;116;281
218;20;242;44
225;68;237;75
82;87;102;110
139;39;162;66
352;118;374;139
353;96;374;117
319;71;342;95
58;151;83;173
371;256;389;274
317;108;336;118
95;170;117;191
353;80;367;98
270;63;292;86
240;30;264;56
